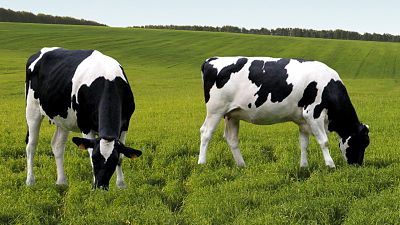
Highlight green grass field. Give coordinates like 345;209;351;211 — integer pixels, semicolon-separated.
0;22;399;224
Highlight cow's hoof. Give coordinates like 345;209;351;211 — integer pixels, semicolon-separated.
237;161;246;167
56;178;67;186
300;161;309;168
198;158;206;165
326;161;336;169
117;180;127;189
26;176;35;186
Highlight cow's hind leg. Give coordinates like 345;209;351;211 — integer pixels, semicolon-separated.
25;95;43;185
51;126;69;185
198;113;223;164
298;124;311;167
224;117;245;167
116;131;127;189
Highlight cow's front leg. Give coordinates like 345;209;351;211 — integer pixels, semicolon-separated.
299;125;310;168
224;117;245;167
51;126;69;185
309;119;335;168
318;137;335;168
116;131;127;189
82;132;96;184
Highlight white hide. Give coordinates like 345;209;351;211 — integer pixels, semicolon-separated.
100;139;115;162
339;136;351;161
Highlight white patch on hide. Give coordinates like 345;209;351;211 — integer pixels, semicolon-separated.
28;47;60;72
71;50;127;103
339;136;351;161
100;139;114;162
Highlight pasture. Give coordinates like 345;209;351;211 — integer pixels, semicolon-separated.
0;22;399;224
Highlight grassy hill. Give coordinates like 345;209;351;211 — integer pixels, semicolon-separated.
0;22;399;224
1;22;400;79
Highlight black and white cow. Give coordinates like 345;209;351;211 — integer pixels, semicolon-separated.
25;47;142;189
199;57;369;168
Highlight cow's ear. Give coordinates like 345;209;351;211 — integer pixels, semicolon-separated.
116;143;142;159
72;137;96;150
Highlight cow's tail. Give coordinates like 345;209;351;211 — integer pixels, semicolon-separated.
26;56;32;101
25;67;30;145
25;66;30;144
25;50;42;101
200;61;209;103
25;67;29;102
25;52;40;145
201;57;218;103
24;63;29;144
201;57;218;80
25;130;29;144
200;62;206;82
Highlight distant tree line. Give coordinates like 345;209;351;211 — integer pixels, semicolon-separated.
131;25;400;43
0;8;106;26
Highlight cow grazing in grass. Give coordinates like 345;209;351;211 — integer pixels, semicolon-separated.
199;57;369;168
25;47;142;190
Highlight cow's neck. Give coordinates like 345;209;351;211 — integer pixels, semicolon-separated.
98;82;121;140
327;100;361;140
315;79;361;140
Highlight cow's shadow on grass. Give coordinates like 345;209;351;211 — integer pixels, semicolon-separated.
285;166;319;183
296;167;313;181
56;184;68;196
258;145;317;182
259;145;278;163
365;158;398;169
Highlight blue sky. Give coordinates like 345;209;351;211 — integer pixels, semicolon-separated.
1;0;399;35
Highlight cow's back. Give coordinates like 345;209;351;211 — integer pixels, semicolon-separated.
201;57;341;124
26;48;134;135
26;48;94;119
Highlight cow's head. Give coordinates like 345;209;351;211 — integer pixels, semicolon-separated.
339;124;370;165
72;137;142;190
